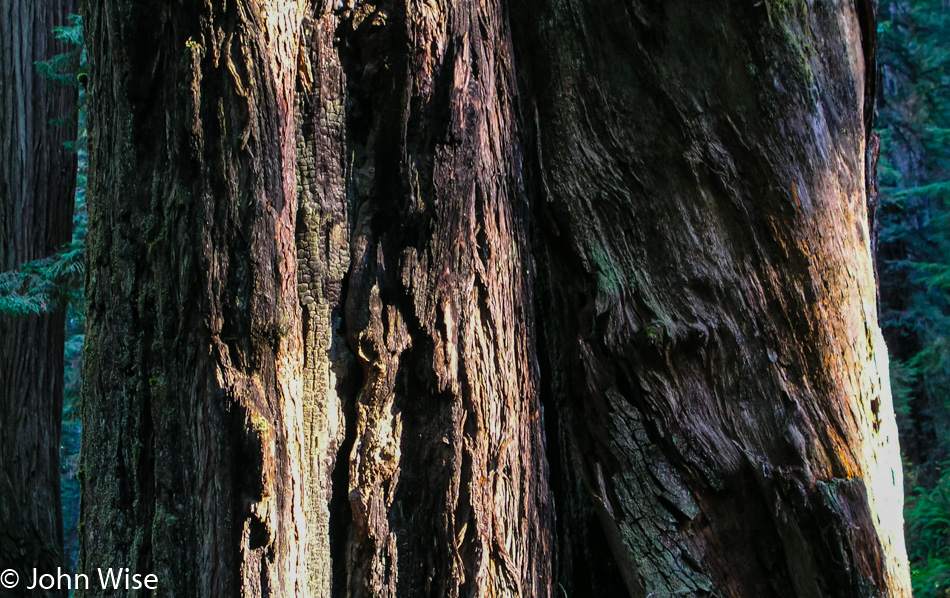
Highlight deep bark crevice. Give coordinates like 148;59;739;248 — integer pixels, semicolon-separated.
329;268;361;598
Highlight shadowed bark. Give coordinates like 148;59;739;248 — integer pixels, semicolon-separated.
80;1;548;596
336;2;551;595
80;1;309;594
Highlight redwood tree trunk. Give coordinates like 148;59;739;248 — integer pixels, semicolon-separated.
513;1;909;595
0;0;76;591
336;2;551;594
80;0;909;597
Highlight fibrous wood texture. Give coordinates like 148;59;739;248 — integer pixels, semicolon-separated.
0;1;77;593
80;0;910;596
513;0;909;595
81;1;548;596
338;1;551;595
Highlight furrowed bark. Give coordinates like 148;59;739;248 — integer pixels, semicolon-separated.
82;0;553;595
78;0;911;596
512;1;910;596
0;0;76;593
80;1;309;595
337;1;552;595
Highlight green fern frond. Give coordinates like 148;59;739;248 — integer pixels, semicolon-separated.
0;242;85;317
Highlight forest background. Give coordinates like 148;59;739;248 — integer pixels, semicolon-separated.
3;0;950;595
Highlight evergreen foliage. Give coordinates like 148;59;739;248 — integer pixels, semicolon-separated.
0;241;84;316
61;163;84;573
906;464;950;597
33;14;83;85
877;1;950;594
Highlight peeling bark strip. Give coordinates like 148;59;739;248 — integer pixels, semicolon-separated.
512;0;910;596
81;0;909;597
0;1;77;594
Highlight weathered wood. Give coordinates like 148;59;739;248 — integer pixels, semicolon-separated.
512;0;910;595
336;1;552;595
295;10;352;596
0;1;77;593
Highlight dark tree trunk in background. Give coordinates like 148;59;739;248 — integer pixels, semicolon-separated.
80;0;909;597
0;0;76;591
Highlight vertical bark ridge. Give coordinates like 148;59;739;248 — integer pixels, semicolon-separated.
0;0;76;592
338;0;552;595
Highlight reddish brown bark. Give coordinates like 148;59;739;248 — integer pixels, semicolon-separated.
79;0;909;597
79;1;308;595
338;1;551;594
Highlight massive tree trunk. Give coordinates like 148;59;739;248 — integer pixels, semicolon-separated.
0;0;77;591
512;1;910;596
80;0;909;597
81;0;549;594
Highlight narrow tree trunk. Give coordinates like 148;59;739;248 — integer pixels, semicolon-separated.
512;0;910;596
0;0;76;592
